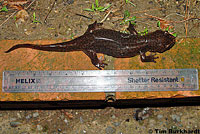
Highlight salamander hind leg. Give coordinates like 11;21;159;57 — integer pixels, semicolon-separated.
140;51;158;63
83;50;108;70
127;22;138;35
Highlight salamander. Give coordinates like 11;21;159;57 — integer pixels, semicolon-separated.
5;21;176;69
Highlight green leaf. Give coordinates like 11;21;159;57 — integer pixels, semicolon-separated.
168;28;173;33
172;33;177;37
130;16;136;21
144;27;148;34
84;1;111;12
33;20;40;23
157;21;161;28
138;28;149;36
96;6;104;11
83;8;94;11
102;4;112;11
130;21;136;25
13;16;16;20
15;23;18;28
33;12;36;20
128;1;136;7
32;12;41;23
121;11;136;25
125;0;136;7
1;6;8;12
71;33;74;39
95;0;99;8
124;15;136;24
99;4;112;11
165;26;169;31
124;10;130;19
92;3;95;10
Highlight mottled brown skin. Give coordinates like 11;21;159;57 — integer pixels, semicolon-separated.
5;21;176;69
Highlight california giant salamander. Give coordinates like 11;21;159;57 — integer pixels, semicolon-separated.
5;21;176;69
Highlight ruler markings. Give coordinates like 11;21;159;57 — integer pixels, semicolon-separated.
2;69;198;92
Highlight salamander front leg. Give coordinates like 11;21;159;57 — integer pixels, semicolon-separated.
86;21;103;33
127;22;138;35
83;50;108;70
140;51;158;63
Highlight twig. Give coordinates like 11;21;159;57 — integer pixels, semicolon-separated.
100;9;119;23
132;8;163;14
178;36;200;38
176;38;184;46
173;17;200;23
144;13;200;23
0;10;17;28
184;0;189;37
100;10;112;23
25;0;36;10
165;13;185;18
0;0;36;28
75;13;92;19
44;0;57;23
144;13;167;22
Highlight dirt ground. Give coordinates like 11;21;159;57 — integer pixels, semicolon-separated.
0;0;200;133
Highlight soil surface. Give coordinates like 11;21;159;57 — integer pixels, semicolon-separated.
0;0;199;40
0;0;200;133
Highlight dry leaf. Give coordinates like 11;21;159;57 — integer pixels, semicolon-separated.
24;29;32;35
3;0;29;10
4;0;29;6
159;20;173;30
15;9;29;25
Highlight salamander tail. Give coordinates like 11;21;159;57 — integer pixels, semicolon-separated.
5;44;35;53
5;36;85;53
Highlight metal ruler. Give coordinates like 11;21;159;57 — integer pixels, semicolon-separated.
2;69;199;93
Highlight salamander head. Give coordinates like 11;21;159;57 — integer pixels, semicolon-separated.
150;30;176;53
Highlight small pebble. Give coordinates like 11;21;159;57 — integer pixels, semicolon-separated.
149;119;156;127
157;114;163;119
64;118;68;124
60;114;65;120
26;114;32;120
113;122;121;127
111;115;116;119
33;112;39;118
186;126;190;129
17;113;22;118
66;0;74;5
58;128;62;132
10;121;21;127
80;116;84;123
171;114;181;122
37;125;43;131
105;126;116;134
83;130;87;133
10;118;17;121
